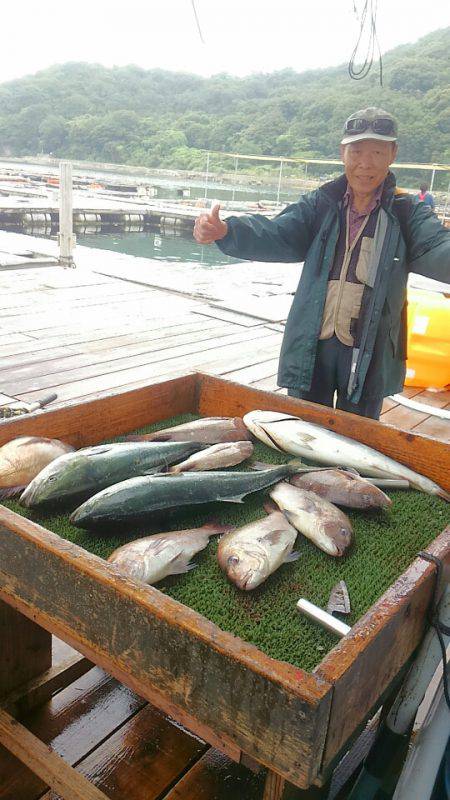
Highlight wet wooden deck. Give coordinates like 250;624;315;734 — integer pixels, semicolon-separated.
1;254;449;440
0;244;449;800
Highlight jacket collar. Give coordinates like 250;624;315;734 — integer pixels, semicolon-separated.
320;171;397;208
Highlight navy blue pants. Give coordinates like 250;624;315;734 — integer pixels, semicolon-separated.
287;336;384;420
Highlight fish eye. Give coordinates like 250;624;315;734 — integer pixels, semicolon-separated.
227;555;239;566
48;475;57;482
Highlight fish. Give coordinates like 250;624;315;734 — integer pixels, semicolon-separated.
244;410;450;501
217;511;299;590
20;440;207;509
168;441;254;473
290;468;392;509
126;417;252;444
70;465;295;530
108;521;234;585
0;436;74;499
269;482;353;556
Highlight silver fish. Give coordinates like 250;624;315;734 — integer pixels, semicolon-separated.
269;482;353;557
217;511;299;590
0;436;74;499
108;522;233;585
169;441;254;473
126;417;252;444
244;410;450;501
290;469;392;509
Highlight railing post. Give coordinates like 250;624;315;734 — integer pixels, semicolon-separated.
58;160;76;268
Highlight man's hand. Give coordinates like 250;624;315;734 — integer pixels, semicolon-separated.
193;204;228;244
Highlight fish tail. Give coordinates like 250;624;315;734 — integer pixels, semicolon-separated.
202;520;236;535
436;487;450;503
249;460;274;471
0;485;26;500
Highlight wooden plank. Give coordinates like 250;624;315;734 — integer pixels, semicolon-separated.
3;324;238;386
222;358;280;384
0;601;51;699
1;654;92;717
40;704;207;800
0;505;332;789
163;748;265;800
0;668;145;800
0;710;110;800
196;374;450;492
0;320;229;369
0;375;199;449
412;416;450;443
2;329;279;395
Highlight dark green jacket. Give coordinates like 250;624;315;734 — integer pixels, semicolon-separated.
217;173;450;402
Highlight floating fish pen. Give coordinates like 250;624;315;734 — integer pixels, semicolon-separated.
0;204;199;233
0;372;449;795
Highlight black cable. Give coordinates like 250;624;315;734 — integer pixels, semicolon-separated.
418;550;450;711
191;0;205;44
348;0;383;86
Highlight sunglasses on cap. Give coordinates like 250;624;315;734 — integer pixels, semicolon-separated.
344;117;396;136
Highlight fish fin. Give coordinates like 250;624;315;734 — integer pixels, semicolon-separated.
249;460;274;471
284;509;300;527
0;485;26;500
259;529;286;545
263;498;278;514
342;467;361;476
284;549;301;563
170;559;197;575
220;495;245;503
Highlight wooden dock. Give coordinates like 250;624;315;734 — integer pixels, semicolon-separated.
0;233;449;800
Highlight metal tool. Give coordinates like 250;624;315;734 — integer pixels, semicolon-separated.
296;598;351;638
327;580;351;616
0;393;57;419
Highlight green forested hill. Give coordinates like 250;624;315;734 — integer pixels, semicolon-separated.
0;27;449;170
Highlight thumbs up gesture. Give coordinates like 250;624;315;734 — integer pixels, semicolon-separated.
193;203;228;244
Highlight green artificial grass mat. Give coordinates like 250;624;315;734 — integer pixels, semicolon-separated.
3;413;450;672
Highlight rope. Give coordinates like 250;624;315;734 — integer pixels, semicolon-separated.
349;0;383;85
418;551;450;710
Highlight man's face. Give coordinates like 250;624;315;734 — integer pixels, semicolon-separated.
340;139;398;196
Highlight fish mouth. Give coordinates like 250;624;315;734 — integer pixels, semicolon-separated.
236;570;257;591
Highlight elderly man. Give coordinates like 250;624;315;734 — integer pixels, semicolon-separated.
194;108;450;419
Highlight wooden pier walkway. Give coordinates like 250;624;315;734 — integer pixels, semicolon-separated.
0;235;449;800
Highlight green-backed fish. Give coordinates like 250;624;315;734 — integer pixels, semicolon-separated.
20;441;207;509
0;436;74;499
70;465;294;530
244;410;450;501
108;521;234;585
269;482;353;557
217;511;299;590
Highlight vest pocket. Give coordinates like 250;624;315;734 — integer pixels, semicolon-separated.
355;237;373;284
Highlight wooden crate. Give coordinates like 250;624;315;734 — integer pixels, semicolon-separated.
0;372;449;796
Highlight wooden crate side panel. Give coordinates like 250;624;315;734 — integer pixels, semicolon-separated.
0;374;198;448
0;510;332;789
315;526;450;769
197;374;450;491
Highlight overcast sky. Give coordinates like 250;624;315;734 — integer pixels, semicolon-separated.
2;0;449;83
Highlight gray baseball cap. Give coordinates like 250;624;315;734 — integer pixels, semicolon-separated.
341;107;398;145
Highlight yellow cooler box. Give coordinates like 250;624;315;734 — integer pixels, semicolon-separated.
405;288;450;388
